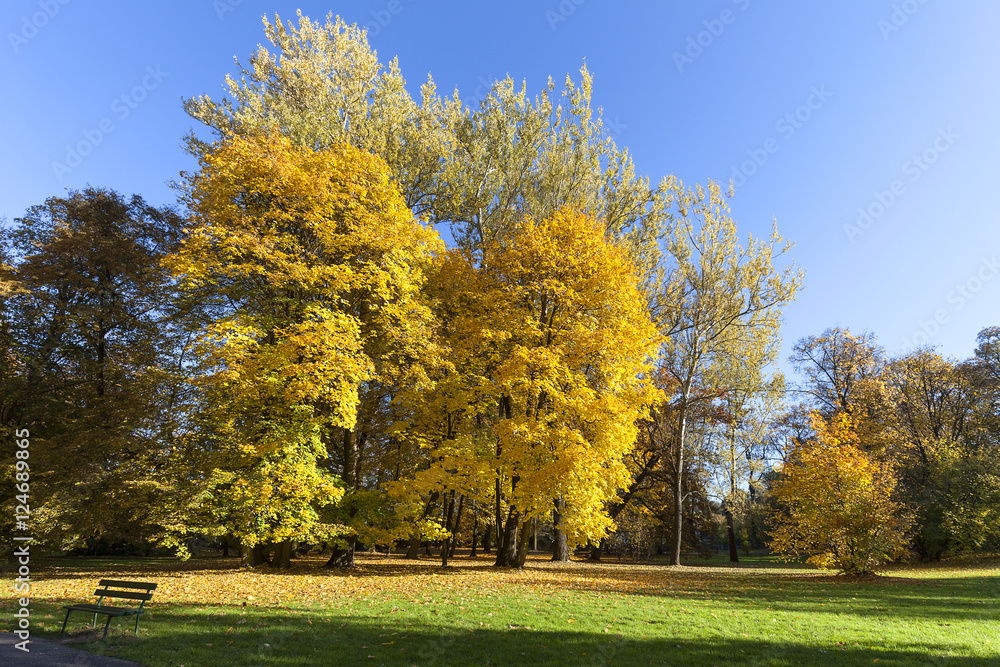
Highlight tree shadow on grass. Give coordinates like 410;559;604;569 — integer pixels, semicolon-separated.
58;610;998;667
536;564;1000;623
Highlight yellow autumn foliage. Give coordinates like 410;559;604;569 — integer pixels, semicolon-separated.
769;412;913;575
166;130;443;549
396;208;661;553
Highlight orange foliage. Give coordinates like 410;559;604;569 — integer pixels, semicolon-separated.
769;412;912;575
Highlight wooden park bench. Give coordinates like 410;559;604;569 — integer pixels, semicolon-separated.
61;579;157;639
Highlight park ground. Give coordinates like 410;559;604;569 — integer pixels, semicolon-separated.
2;552;998;666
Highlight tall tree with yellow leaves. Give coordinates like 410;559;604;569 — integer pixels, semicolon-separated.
395;208;660;568
184;13;668;286
167;131;443;566
184;16;671;545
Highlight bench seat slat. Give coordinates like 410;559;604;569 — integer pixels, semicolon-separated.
93;589;154;601
98;579;157;591
63;604;141;617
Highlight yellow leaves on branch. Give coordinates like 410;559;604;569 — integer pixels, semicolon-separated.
769;412;913;575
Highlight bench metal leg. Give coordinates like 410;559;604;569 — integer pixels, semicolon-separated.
61;609;72;634
102;615;113;640
134;613;140;634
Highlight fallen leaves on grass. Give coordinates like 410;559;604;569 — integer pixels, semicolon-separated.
9;553;1000;626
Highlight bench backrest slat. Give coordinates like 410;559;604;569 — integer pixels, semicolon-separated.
94;589;154;601
98;580;157;591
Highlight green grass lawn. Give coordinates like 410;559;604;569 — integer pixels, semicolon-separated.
6;552;999;666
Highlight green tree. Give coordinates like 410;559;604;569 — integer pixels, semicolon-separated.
0;187;182;553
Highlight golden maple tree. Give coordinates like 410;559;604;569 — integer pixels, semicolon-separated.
394;207;661;567
166;130;443;565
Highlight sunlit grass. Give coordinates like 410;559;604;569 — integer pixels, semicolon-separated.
4;552;998;666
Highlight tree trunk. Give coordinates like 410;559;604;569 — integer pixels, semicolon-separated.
449;494;465;559
495;479;503;547
274;541;292;569
494;509;520;567
725;506;739;563
671;386;691;566
469;500;478;557
482;524;493;553
328;427;361;567
588;537;607;562
405;536;421;559
671;453;685;565
242;543;271;568
324;536;356;568
514;519;532;568
441;492;456;567
551;498;570;562
531;518;537;552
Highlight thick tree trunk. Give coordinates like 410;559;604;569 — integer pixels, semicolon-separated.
274;541;293;569
551;498;570;562
324;536;356;568
405;536;421;559
551;528;569;561
495;480;503;547
441;492;457;567
221;539;230;557
469;500;479;557
725;506;739;563
588;537;607;562
531;518;537;552
494;509;520;567
328;427;361;567
449;494;465;559
242;543;271;568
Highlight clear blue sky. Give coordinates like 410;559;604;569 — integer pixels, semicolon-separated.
4;1;998;369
